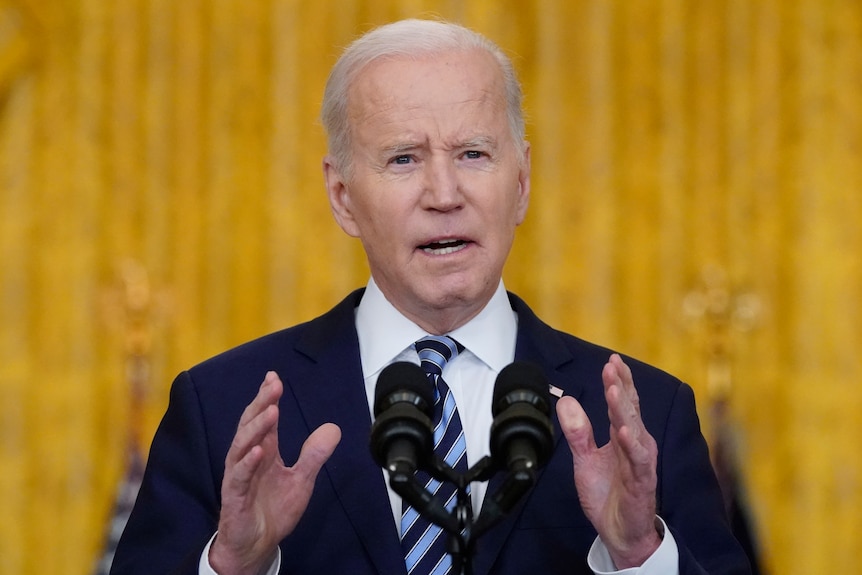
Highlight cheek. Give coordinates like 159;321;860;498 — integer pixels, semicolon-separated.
349;194;385;232
358;208;406;256
494;195;527;229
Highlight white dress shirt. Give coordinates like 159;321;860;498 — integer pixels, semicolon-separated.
200;278;679;574
355;276;518;522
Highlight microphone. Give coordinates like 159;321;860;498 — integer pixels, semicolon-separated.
369;361;435;476
489;362;554;474
369;361;460;535
474;362;555;537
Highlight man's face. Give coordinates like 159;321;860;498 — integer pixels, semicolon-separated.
324;48;531;332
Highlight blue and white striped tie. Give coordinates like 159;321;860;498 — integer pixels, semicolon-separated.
401;335;468;575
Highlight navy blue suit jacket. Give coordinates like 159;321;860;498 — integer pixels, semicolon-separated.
112;290;750;574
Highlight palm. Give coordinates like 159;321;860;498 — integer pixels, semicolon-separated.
239;428;339;548
556;355;660;568
572;425;656;550
212;373;341;575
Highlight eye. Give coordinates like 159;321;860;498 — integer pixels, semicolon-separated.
463;150;484;160
390;155;413;165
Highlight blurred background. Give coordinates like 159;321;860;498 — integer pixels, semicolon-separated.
1;0;860;573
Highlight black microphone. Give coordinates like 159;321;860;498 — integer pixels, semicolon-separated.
489;362;554;473
369;362;460;535
369;361;435;476
474;362;555;537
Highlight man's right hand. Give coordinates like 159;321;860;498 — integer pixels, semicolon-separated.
209;371;342;575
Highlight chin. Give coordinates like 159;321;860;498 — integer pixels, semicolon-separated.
424;279;489;309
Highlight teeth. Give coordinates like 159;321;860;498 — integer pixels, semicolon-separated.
424;244;466;255
422;239;467;255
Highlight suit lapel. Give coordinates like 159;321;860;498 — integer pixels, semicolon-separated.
471;293;585;575
285;289;407;575
282;290;588;575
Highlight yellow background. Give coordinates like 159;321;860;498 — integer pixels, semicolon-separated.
1;0;861;573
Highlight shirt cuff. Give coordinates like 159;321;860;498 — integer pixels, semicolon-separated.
587;516;679;575
199;532;282;575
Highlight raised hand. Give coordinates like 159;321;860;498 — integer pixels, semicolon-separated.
556;354;661;569
210;371;342;575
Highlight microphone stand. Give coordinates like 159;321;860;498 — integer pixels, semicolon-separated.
389;455;538;575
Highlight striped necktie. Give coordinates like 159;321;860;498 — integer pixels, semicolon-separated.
401;335;468;575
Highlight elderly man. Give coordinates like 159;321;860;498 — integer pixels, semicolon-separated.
112;18;750;575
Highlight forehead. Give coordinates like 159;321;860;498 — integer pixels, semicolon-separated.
346;48;508;140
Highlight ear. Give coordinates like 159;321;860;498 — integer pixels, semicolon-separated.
323;156;360;237
514;143;531;225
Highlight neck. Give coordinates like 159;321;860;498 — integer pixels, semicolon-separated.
403;304;485;336
369;275;500;335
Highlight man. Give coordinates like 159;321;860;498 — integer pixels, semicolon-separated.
111;18;750;575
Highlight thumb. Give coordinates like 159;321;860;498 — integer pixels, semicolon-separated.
294;423;342;480
556;396;596;464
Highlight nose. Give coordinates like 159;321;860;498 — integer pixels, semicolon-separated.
421;155;462;211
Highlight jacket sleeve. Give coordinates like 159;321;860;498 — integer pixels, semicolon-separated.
110;371;221;575
658;383;752;575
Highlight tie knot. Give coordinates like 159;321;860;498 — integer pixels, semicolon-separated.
414;335;461;377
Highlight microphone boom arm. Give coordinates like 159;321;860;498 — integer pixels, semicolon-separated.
388;467;460;535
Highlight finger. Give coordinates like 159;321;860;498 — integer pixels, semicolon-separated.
293;423;342;481
237;371;284;428
615;424;656;470
226;405;278;472
611;425;659;504
225;443;267;497
603;358;643;436
609;355;638;410
556;396;597;465
226;387;281;469
602;358;656;478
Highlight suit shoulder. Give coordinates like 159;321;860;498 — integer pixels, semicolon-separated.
563;330;685;388
185;289;364;388
509;291;688;394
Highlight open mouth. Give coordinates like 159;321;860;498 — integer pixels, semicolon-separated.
419;238;469;255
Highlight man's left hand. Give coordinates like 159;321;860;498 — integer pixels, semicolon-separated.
556;353;662;569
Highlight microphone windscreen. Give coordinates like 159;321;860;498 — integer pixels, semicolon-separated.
492;362;550;416
373;361;433;417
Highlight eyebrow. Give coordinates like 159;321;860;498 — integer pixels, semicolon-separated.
458;136;497;149
377;135;498;159
381;141;425;155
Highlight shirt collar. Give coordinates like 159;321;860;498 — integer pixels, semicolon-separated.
355;277;518;378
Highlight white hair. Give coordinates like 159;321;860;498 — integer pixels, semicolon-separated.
320;19;526;176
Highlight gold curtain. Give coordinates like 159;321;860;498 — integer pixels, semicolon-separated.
1;0;860;573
